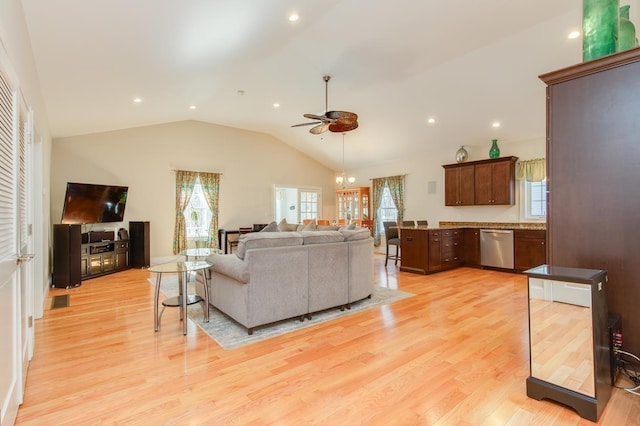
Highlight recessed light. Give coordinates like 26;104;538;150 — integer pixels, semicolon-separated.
133;97;142;103
189;105;197;110
427;117;436;124
289;13;299;22
568;30;580;39
492;121;501;128
273;103;280;108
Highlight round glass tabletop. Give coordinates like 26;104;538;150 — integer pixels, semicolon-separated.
148;260;212;274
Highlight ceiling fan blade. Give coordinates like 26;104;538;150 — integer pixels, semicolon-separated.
329;120;359;133
326;111;358;122
309;122;330;134
291;121;321;128
304;113;332;123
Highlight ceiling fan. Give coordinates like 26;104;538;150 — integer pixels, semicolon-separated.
292;75;358;135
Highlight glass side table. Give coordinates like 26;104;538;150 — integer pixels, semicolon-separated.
149;260;212;335
180;247;219;261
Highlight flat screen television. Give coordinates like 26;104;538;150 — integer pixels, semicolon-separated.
61;182;129;224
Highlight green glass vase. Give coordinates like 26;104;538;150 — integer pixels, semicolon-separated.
619;5;639;51
583;0;620;61
489;139;500;159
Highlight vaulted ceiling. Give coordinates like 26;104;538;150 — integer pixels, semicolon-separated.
21;0;583;170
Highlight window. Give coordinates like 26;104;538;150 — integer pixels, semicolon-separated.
274;185;322;224
299;190;319;222
524;180;547;219
377;184;398;233
184;177;212;240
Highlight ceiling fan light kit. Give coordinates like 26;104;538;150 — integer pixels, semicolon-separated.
292;75;359;135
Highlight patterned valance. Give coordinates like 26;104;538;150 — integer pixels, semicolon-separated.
516;158;546;182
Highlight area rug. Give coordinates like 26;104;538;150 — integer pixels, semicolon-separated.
149;275;414;350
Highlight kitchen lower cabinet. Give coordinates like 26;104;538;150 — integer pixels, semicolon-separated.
514;229;546;272
463;228;480;266
399;228;462;274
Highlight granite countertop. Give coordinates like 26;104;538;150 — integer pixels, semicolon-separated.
396;222;546;231
438;221;546;230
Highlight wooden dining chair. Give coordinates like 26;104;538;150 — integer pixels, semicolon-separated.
317;219;330;225
228;227;252;253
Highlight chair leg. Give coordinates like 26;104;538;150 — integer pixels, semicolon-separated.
385;243;389;266
394;245;399;265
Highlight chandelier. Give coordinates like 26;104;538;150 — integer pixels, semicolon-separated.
336;133;355;187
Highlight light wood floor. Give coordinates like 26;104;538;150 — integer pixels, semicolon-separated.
16;256;639;425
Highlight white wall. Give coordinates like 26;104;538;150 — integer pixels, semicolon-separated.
51;120;336;259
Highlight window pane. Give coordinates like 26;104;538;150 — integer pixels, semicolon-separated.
527;181;547;217
185;177;212;239
377;185;398;233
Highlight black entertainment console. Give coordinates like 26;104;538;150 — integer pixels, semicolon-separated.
52;222;150;288
80;239;129;279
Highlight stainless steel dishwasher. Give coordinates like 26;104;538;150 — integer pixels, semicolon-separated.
480;229;514;269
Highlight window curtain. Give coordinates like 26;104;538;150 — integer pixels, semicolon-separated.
516;158;546;182
199;172;220;249
371;177;386;246
387;175;405;224
173;170;198;254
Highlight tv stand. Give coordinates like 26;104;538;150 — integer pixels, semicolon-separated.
81;239;130;279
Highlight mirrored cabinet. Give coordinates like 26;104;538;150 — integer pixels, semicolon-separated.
524;265;611;422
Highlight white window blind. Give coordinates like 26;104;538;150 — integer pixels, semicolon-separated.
0;69;16;259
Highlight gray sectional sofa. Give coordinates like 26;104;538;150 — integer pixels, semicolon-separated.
195;226;374;334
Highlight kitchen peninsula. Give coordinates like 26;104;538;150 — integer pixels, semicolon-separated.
398;222;546;275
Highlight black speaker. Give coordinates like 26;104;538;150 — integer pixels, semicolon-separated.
129;221;150;268
52;224;82;289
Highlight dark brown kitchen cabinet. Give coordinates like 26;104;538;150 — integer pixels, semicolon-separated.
399;227;428;274
428;230;443;272
439;229;462;270
443;164;475;206
474;157;517;205
443;157;517;206
514;230;546;272
463;228;480;266
399;228;462;274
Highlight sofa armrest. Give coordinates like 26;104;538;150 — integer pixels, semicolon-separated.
209;254;250;283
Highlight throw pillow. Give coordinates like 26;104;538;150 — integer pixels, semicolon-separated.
260;221;279;232
348;222;357;230
278;218;298;232
303;222;317;231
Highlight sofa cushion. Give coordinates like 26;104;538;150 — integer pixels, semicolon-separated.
236;231;304;259
260;221;279;232
317;225;340;231
301;230;344;245
340;228;371;241
303;222;317;231
207;254;250;283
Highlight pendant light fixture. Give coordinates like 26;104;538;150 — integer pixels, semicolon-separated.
336;133;355;187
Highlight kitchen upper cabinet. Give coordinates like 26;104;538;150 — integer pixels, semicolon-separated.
474;157;517;205
444;165;475;206
443;157;517;206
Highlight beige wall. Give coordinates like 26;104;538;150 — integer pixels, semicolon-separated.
51;120;336;259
